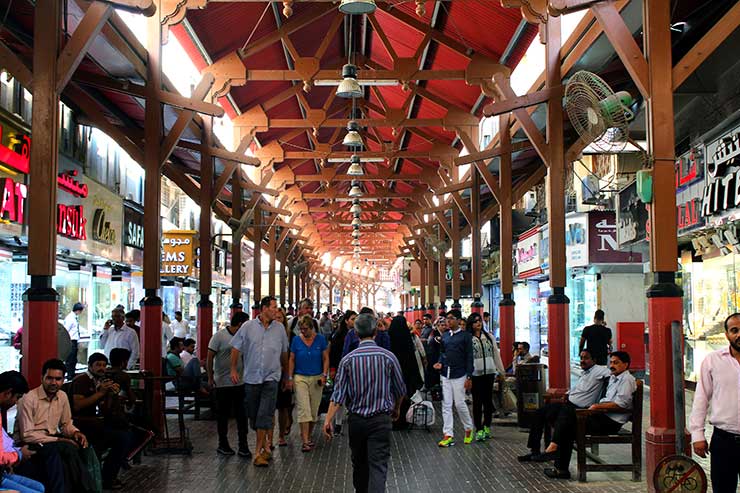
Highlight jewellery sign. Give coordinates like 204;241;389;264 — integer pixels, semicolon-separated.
515;227;542;278
161;230;197;276
702;125;740;224
56;164;123;262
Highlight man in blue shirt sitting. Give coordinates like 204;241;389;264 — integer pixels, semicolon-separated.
433;309;474;447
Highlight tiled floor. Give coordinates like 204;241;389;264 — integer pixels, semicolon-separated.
120;407;655;492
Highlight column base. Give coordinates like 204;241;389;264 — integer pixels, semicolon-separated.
451;300;462;310
499;295;515;369
546;288;570;395
22;277;59;387
645;427;690;491
471;295;484;315
438;304;446;317
197;296;213;361
230;301;243;318
251;303;260;319
426;303;435;316
140;293;164;432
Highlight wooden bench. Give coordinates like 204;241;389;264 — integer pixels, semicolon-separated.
575;379;643;482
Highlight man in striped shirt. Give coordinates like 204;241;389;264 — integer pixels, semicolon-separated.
323;313;406;493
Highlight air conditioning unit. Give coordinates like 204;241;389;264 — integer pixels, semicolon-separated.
581;174;602;205
523;191;538;217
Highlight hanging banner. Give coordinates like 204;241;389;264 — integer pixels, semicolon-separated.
617;180;649;247
514;227;542;278
565;213;588;268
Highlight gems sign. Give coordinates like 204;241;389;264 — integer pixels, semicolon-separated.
161;230;197;276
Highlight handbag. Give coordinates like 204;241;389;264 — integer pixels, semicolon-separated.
501;386;517;413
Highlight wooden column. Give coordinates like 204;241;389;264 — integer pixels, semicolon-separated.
139;3;164;423
545;15;570;395
471;165;484;314
451;208;462;310
287;254;294;312
498;113;515;368
231;175;243;315
252;206;262;317
419;257;427;315
23;0;61;386
643;0;682;482
197;116;214;361
279;253;287;308
268;230;276;297
438;226;447;315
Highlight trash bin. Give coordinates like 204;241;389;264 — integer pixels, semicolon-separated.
515;363;546;428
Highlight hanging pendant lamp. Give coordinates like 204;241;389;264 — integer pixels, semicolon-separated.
348;181;363;198
352;230;361;238
343;121;364;148
350;200;362;214
339;0;376;15
351;217;362;226
347;155;364;176
336;64;363;99
351;239;361;246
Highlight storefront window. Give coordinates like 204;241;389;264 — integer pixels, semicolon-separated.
56;267;90;333
682;253;739;381
566;273;598;361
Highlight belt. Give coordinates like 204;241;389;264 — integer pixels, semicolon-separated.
714;428;740;441
348;411;391;419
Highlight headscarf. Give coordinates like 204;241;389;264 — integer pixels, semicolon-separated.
388;315;422;396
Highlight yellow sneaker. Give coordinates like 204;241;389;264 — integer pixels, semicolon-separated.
437;435;455;447
463;429;474;444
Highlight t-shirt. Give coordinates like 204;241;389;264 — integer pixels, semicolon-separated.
166;352;183;377
291;334;328;376
208;328;242;387
70;373;99;418
230;318;289;384
581;324;612;364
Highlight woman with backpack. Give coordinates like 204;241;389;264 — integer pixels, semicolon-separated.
466;312;505;441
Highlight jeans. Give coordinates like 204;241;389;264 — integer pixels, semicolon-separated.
244;381;279;430
215;384;248;448
0;473;45;493
710;428;740;492
348;413;392;493
526;401;571;453
441;376;473;437
470;374;494;429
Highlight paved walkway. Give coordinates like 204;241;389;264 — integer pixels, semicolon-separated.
120;406;654;493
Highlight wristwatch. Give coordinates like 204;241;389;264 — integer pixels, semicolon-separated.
287;376;293;381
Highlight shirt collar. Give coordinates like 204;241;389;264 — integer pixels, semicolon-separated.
449;327;462;335
359;339;377;346
35;385;57;402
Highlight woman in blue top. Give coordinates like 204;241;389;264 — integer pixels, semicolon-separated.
286;314;330;451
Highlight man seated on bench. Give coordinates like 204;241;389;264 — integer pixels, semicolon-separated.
71;352;135;490
518;349;610;463
166;337;208;397
542;351;636;480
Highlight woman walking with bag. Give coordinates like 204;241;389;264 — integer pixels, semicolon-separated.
466;313;505;441
286;315;330;452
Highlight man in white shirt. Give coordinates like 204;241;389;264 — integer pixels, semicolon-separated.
543;351;636;480
63;302;84;379
170;311;189;338
100;308;139;370
689;313;740;491
518;349;610;462
180;338;196;366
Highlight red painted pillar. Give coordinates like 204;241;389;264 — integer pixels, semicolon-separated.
547;288;570;394
140;293;163;427
22;279;58;387
471;297;484;316
196;298;213;362
645;281;682;485
499;294;515;368
438;303;446;317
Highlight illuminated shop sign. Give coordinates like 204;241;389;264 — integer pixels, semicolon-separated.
0;124;30;174
57;204;87;240
675;147;703;189
702;127;740;217
161;230;196;276
0;178;27;224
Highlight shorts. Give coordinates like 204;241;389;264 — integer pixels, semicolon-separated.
294;374;323;423
244;381;279;430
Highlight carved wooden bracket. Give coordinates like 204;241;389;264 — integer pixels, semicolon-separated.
161;0;207;43
233;105;269;133
500;0;548;24
201;52;245;98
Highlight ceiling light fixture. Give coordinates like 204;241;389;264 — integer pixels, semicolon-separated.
337;64;362;99
347;155;364;176
352;230;361;238
351;239;360;246
348;181;363;198
342;121;364;148
350;200;362;214
339;0;377;15
351;217;362;226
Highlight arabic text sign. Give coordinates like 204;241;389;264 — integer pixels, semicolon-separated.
0;124;30;174
161;230;196;276
588;211;641;263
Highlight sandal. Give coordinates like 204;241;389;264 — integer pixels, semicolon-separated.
278;438;288;447
307;440;315;448
301;443;312;452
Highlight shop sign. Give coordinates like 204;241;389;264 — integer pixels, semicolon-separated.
677;197;704;233
123;204;144;250
675;147;704;189
0;123;30;174
0;177;27;224
515;227;541;278
161;230;196;276
702;126;740;219
617;180;649;247
56;162;123;262
588;211;641;263
565;214;588;267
